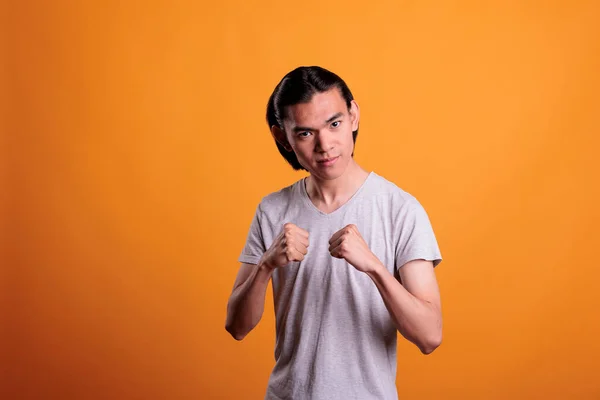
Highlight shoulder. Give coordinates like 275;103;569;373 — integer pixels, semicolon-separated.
255;177;304;216
367;172;422;211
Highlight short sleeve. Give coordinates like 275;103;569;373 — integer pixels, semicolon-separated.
238;204;267;265
395;198;443;270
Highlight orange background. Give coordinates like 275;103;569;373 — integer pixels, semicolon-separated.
3;1;600;399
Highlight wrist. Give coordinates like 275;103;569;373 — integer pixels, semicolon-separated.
364;258;387;278
258;256;276;274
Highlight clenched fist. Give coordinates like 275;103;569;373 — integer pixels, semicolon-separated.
262;223;309;270
328;224;380;273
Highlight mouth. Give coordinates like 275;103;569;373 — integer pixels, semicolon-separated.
316;156;339;167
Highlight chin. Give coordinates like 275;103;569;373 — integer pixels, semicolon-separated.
311;160;348;179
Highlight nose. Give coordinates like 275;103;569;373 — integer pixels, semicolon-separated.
315;130;334;152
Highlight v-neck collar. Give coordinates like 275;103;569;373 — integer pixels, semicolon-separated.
299;171;374;217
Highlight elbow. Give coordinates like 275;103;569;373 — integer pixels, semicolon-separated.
225;302;248;341
225;323;248;341
225;300;261;341
229;330;248;341
419;332;442;355
225;311;254;341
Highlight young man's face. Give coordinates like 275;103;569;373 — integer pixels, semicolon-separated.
274;88;360;180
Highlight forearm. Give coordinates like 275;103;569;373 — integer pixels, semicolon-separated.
365;261;442;354
225;259;273;340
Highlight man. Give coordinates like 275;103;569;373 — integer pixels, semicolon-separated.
225;66;443;400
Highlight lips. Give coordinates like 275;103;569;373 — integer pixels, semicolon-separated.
316;156;339;167
317;156;338;163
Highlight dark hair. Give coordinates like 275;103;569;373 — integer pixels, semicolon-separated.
266;66;359;171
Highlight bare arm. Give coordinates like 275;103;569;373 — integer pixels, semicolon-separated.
328;224;442;354
225;260;274;340
365;259;442;354
225;223;309;341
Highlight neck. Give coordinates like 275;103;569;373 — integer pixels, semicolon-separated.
305;160;370;207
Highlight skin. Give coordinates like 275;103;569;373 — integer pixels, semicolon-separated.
225;88;442;354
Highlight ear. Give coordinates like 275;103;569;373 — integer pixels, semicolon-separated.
271;125;293;152
349;100;360;131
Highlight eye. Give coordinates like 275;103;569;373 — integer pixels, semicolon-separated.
298;131;312;138
331;121;341;128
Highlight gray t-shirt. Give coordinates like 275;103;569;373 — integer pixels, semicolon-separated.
238;171;442;400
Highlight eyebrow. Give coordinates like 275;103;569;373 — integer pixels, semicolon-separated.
292;112;344;133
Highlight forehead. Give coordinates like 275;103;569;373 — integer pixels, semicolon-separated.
284;88;347;127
